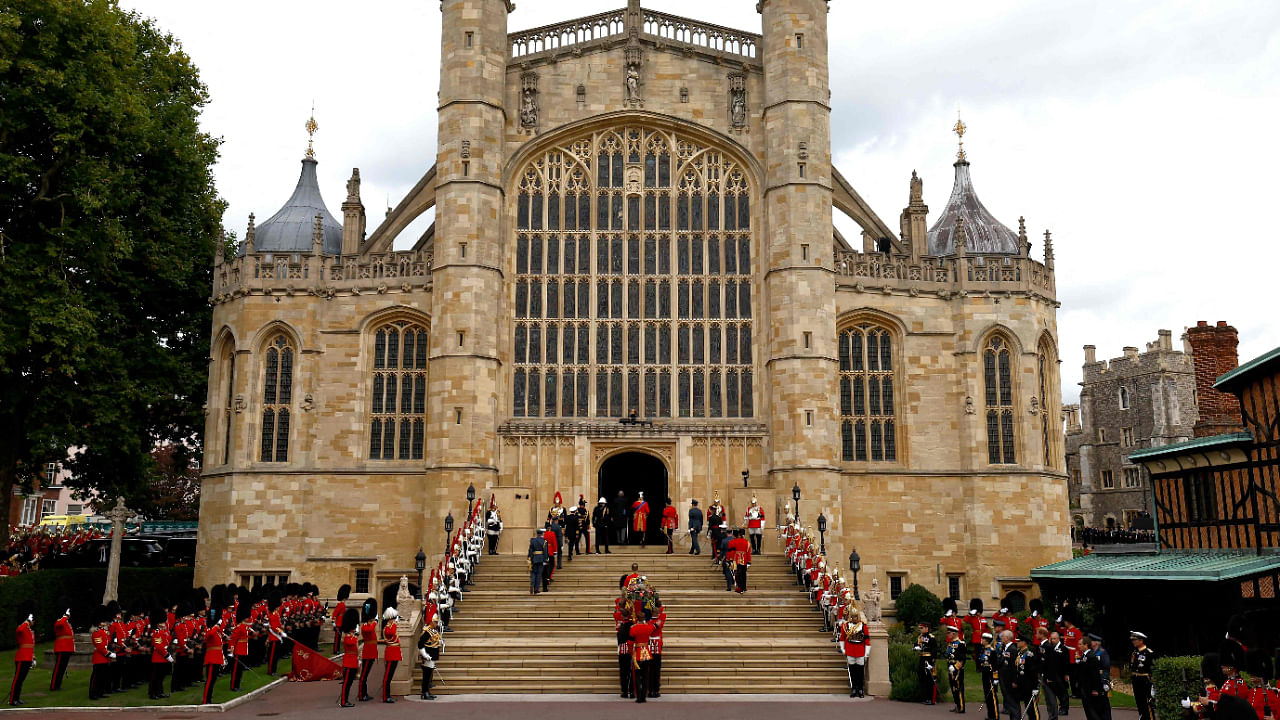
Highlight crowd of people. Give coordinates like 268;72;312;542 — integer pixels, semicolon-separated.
1070;526;1156;546
0;526;107;575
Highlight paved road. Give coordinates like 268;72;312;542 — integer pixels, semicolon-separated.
31;679;1142;720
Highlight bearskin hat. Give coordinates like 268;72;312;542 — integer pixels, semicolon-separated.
969;598;984;615
942;597;958;617
1029;598;1044;617
336;584;351;602
341;608;359;634
1202;653;1226;687
95;605;114;626
1220;639;1246;672
267;590;282;612
362;597;379;623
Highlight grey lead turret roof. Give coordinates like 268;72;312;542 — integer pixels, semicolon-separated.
926;160;1020;256
248;156;343;255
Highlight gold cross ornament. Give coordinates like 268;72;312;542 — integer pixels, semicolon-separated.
953;113;967;162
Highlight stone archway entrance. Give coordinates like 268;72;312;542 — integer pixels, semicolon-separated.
598;451;668;546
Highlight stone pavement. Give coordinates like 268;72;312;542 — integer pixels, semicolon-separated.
31;678;1140;720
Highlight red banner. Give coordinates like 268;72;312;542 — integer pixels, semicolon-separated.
287;642;342;682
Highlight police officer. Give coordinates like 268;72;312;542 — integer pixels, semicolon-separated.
915;620;939;705
1128;631;1155;720
945;625;967;713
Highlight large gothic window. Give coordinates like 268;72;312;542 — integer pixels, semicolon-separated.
370;321;428;460
1037;338;1058;468
513;126;754;418
984;334;1016;464
260;334;293;463
217;339;236;466
838;323;897;461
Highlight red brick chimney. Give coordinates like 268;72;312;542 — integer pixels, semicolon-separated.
1185;320;1244;437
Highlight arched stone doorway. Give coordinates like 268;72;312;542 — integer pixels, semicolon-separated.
598;450;668;546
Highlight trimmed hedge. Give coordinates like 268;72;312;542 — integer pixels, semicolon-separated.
0;568;194;649
895;583;943;629
1154;656;1203;720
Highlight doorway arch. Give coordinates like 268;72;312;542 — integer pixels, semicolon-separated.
598;450;669;546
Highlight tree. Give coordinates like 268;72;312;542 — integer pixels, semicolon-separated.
0;0;224;527
133;444;201;521
894;583;943;630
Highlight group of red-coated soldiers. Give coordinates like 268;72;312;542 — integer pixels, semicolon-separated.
613;567;665;702
332;594;403;707
0;526;106;575
1188;616;1280;720
6;582;328;707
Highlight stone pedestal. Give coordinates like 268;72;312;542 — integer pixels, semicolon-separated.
390;577;421;696
42;633;96;671
867;621;891;697
491;486;533;555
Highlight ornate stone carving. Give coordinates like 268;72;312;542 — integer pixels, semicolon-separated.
864;577;883;622
346;168;361;203
965;396;976;415
1029;396;1040;415
680;87;689;103
519;73;539;131
460;140;471;159
395;575;412;610
624;45;643;107
728;73;747;131
234;394;247;414
301;393;315;412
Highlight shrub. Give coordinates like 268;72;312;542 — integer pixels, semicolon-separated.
1154;656;1203;720
888;621;951;703
0;568;194;649
895;583;943;629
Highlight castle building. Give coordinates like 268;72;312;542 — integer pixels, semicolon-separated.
198;0;1069;607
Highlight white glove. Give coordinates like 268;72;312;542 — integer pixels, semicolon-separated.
31;660;36;669
418;649;428;661
109;653;117;659
168;656;175;663
1181;699;1192;709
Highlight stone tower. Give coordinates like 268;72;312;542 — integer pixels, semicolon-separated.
759;0;843;553
427;0;513;540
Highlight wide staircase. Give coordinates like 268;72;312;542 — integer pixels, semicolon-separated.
416;542;849;694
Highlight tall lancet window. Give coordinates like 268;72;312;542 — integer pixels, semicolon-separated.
838;323;897;462
369;321;428;460
984;334;1016;464
260;334;294;463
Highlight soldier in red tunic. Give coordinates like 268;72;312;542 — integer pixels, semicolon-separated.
380;607;402;703
632;493;651;548
51;603;75;691
1028;599;1051;636
148;609;173;699
842;605;871;697
649;606;666;697
8;601;35;706
201;607;226;706
358;599;379;701
965;599;989;665
727;528;753;593
338;609;360;707
629;613;657;703
266;590;286;676
940;597;964;637
661;498;679;554
89;606;116;701
228;603;251;691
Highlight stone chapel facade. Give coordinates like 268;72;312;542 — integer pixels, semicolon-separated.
198;0;1070;607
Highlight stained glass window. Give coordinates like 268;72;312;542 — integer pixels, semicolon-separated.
369;322;428;460
985;335;1016;464
260;335;294;462
837;324;897;462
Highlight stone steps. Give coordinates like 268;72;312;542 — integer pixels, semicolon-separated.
415;547;850;695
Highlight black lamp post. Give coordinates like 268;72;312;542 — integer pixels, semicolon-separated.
444;512;454;556
792;482;801;525
848;548;861;599
741;469;749;488
817;512;827;554
414;547;427;593
466;483;476;520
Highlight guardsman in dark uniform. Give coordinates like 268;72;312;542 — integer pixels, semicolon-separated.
615;606;634;699
593;498;612;554
978;632;1000;720
564;502;581;562
576;496;592;555
527;528;549;594
688;499;703;555
1128;631;1155;720
51;604;75;691
1014;631;1041;720
915;620;939;705
417;618;443;700
945;625;967;713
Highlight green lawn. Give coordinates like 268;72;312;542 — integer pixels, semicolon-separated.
1;641;288;708
946;659;1137;710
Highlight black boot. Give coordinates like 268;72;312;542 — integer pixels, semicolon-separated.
421;667;436;700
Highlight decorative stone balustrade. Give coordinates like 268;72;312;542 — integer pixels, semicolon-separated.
834;251;1056;302
508;5;760;65
210;249;433;305
498;419;768;437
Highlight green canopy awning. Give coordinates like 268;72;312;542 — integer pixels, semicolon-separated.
1031;551;1280;582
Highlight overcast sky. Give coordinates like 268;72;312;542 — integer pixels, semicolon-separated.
122;0;1278;402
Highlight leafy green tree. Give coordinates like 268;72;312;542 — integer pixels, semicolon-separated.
0;0;224;525
895;583;944;629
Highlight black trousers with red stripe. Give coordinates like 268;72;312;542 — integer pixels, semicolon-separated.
358;658;375;699
201;663;219;705
229;655;245;690
9;661;30;704
339;667;357;705
381;660;398;701
51;652;72;690
267;641;281;675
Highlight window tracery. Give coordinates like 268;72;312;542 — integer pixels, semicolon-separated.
370;321;427;460
513;126;754;418
838;323;897;461
260;334;294;463
984;334;1016;464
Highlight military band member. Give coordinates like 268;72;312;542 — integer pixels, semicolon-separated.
381;607;401;703
842;606;870;697
338;608;360;707
1189;654;1256;720
51;604;74;691
744;496;765;554
1014;631;1042;720
616;607;634;699
661;498;679;554
1128;631;1155;720
629;612;657;703
946;625;967;713
593;498;612;554
978;632;1000;720
632;493;650;548
9;602;35;706
417;618;444;700
358;599;379;701
915;620;939;705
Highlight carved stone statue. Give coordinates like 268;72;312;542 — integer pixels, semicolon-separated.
965;396;976;415
626;67;641;103
520;87;538;128
864;577;883;623
346;168;361;203
395;575;412;611
730;89;747;127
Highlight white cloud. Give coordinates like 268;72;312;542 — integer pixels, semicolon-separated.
123;0;1279;399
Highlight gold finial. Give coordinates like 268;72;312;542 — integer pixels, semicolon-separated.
953;111;967;162
305;105;318;159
